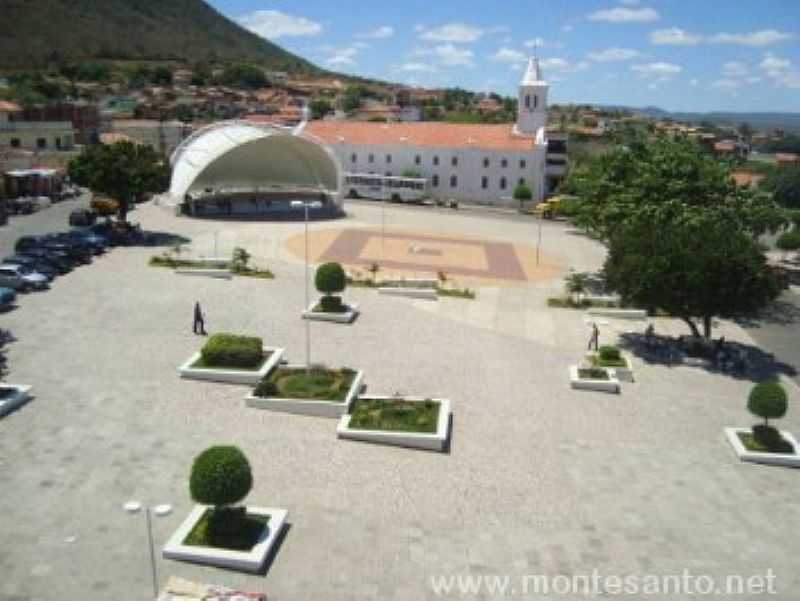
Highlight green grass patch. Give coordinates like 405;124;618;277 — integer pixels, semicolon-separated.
312;302;349;313
349;398;440;433
437;287;476;300
547;296;620;310
738;432;796;455
191;351;271;372
234;267;275;280
150;256;230;269
254;367;357;402
589;354;628;368
578;367;610;380
183;509;270;551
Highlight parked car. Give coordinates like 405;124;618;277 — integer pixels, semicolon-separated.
0;264;49;290
20;248;72;274
3;255;57;281
42;241;92;265
15;235;48;254
0;287;16;310
64;229;109;253
69;208;97;227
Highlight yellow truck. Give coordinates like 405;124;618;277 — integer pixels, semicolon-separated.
532;196;563;219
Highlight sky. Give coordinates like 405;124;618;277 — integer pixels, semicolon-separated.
208;0;800;113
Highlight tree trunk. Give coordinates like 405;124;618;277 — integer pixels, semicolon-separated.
682;317;701;338
703;316;713;339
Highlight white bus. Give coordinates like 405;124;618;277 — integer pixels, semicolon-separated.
344;173;429;203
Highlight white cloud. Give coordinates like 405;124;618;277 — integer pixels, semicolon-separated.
760;53;791;73
540;58;589;73
690;78;699;87
722;61;749;77
708;30;794;47
587;6;660;23
419;23;484;43
588;47;641;62
712;78;742;89
357;26;394;40
399;63;438;73
760;53;800;88
432;43;475;67
619;0;641;4
325;47;359;66
490;47;527;63
524;37;546;49
237;10;323;39
631;62;682;77
561;25;575;33
649;28;702;46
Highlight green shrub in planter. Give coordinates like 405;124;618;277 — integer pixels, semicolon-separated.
320;295;344;313
748;381;787;429
598;345;621;362
200;333;263;368
190;446;253;507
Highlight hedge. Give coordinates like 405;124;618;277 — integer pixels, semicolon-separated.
200;333;263;368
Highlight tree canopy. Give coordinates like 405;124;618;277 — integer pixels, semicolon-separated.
762;165;800;209
566;131;785;338
68;141;169;221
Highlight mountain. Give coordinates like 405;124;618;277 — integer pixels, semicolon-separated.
0;0;321;74
599;105;800;132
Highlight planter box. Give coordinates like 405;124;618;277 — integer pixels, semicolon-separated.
179;347;284;385
245;367;364;418
175;268;232;279
337;396;452;452
585;353;634;383
0;384;32;417
302;300;359;324
724;428;800;468
162;505;288;573
378;287;438;300
381;278;438;289
569;366;620;394
587;308;648;320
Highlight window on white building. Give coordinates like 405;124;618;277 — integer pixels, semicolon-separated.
520;159;526;169
519;177;526;186
450;175;458;188
481;176;488;189
415;155;421;165
351;153;357;163
451;156;458;167
386;154;392;164
501;158;508;168
534;95;538;109
369;154;374;163
500;177;507;190
433;156;439;166
483;158;490;168
432;174;439;187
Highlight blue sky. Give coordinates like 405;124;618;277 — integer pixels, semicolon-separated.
209;0;800;113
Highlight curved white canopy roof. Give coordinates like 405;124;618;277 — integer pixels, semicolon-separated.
168;121;341;202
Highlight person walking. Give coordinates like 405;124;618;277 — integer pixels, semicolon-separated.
193;302;206;336
588;322;599;351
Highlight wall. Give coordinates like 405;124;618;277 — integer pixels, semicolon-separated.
0;122;75;151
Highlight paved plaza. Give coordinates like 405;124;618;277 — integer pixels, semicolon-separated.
1;200;799;600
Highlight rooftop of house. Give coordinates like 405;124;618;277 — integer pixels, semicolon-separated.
304;121;539;151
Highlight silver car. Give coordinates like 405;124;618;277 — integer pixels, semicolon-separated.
0;264;49;291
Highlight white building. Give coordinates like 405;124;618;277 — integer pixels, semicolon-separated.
304;58;553;206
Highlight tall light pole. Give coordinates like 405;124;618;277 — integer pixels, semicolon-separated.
536;214;543;266
124;501;172;599
292;200;322;372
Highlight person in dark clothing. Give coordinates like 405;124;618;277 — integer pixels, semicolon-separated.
588;323;599;351
193;302;206;335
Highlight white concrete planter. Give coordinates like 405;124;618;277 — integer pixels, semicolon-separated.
724;428;800;468
337;397;452;452
179;347;284;385
175;268;232;279
162;505;288;573
0;384;32;417
378;287;438;300
587;308;647;320
569;366;620;394
246;367;364;418
585;353;634;383
302;300;359;324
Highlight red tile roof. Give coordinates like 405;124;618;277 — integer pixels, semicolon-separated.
775;153;799;163
305;121;536;151
0;100;21;112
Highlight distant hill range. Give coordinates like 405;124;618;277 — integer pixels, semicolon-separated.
0;0;322;74
602;105;800;133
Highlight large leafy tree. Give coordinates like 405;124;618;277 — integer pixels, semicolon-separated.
762;165;800;209
604;207;782;338
68;141;169;222
564;131;783;241
566;131;785;339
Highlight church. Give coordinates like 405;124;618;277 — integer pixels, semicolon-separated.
303;57;555;206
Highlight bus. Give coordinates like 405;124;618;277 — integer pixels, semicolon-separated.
344;173;429;203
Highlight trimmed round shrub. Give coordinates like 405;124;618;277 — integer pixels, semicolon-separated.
747;381;788;426
200;333;263;368
598;345;621;362
315;262;346;296
190;446;253;507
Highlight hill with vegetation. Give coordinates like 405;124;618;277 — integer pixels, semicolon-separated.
0;0;321;74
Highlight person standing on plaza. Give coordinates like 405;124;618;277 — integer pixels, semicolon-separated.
193;302;206;336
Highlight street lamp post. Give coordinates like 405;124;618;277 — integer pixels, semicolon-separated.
536;214;543;266
124;501;172;600
292;200;323;372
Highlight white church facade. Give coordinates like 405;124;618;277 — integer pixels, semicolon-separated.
304;58;554;206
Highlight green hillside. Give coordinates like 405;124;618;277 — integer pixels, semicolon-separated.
0;0;321;73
